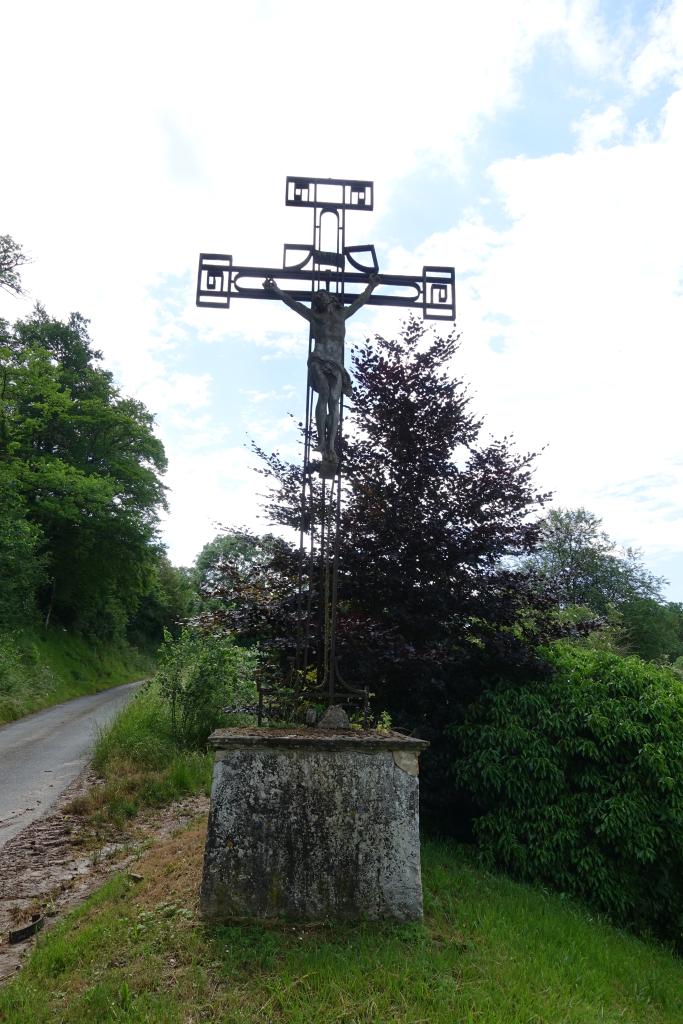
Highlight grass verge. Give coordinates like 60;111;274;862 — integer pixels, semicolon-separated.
67;682;213;826
0;627;154;725
1;822;681;1023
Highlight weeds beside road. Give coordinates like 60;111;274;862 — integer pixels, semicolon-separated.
67;683;213;827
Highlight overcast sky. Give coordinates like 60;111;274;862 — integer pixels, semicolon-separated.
3;0;683;596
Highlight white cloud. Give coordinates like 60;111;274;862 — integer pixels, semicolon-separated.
241;386;296;405
137;372;212;415
572;104;627;148
562;0;626;76
629;0;683;93
160;447;263;566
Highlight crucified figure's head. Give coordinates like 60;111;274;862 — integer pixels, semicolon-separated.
312;290;341;313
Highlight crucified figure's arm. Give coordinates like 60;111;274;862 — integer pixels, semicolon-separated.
343;273;379;319
262;277;312;321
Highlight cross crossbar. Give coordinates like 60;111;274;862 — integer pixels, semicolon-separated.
196;255;456;320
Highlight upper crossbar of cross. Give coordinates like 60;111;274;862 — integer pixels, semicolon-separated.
196;175;456;321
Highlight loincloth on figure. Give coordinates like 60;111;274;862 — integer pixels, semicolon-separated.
307;353;353;397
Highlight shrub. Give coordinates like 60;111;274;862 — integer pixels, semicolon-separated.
93;683;175;773
155;627;257;748
454;642;683;945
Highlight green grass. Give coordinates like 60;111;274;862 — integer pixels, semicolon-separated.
66;682;213;826
0;627;154;725
1;823;681;1023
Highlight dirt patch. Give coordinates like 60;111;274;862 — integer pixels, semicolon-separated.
0;767;208;984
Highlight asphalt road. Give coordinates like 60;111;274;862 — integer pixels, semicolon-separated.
0;680;144;849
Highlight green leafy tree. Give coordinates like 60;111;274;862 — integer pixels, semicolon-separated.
0;319;46;625
0;464;45;625
193;532;280;609
128;556;195;646
0;235;29;295
0;306;168;638
524;507;663;614
620;597;683;662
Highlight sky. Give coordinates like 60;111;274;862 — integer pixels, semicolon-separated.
2;0;683;596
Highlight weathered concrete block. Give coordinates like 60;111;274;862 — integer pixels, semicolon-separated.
200;728;428;922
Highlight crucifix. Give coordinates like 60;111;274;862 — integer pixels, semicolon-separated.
196;176;456;718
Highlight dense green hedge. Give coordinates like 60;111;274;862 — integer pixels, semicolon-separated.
454;643;683;945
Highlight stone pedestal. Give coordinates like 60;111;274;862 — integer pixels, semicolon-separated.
200;728;428;922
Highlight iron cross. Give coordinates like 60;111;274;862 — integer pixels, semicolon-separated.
195;176;456;715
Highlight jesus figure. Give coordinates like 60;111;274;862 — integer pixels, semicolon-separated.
262;274;378;473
